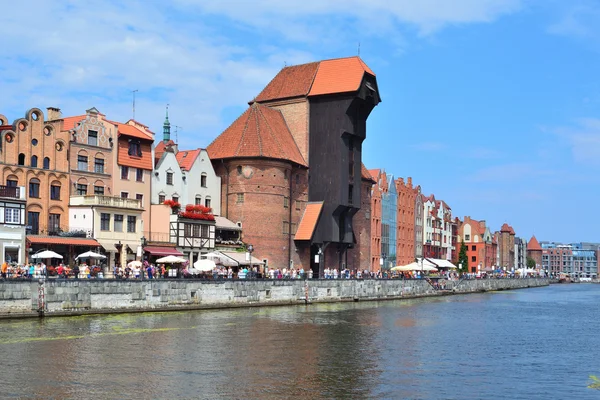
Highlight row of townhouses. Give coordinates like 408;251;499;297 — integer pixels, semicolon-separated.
0;106;242;274
2;55;595;278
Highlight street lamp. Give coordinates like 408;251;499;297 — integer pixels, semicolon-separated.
247;244;254;279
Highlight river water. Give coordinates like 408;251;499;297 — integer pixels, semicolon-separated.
0;284;598;399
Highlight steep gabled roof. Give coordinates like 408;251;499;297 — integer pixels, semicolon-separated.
115;122;153;140
500;223;513;233
254;62;319;103
295;202;324;241
527;235;542;251
254;56;376;103
309;56;375;97
176;148;201;171
61;115;87;131
207;103;307;167
361;163;375;183
368;169;381;180
154;140;176;166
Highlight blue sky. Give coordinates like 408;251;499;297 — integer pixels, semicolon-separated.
2;1;600;243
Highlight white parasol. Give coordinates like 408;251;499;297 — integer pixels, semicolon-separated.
156;255;187;264
193;259;216;272
31;250;63;259
76;251;106;260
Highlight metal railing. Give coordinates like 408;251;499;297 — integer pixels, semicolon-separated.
0;185;22;199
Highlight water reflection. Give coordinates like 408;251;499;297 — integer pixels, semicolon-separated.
0;286;599;399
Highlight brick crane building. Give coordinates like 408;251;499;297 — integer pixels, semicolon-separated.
208;56;380;276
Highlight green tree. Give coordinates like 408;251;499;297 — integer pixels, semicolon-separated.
526;257;536;269
458;240;468;274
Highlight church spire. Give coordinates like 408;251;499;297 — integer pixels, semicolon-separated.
163;104;171;143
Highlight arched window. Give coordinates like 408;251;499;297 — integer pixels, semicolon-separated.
43;157;50;170
31;155;38;168
18;153;25;166
29;178;40;198
195;195;202;205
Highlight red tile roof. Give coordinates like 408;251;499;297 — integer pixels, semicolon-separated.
116;122;153;140
26;236;100;246
527;235;542;251
176;148;201;171
61;115;87;131
361;163;375;183
254;62;319;102
368;169;381;180
118;140;153;170
207;103;307;167
254;56;375;102
295;202;323;241
500;223;515;234
309;57;375;97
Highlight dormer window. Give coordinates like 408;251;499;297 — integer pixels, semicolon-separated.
128;140;142;157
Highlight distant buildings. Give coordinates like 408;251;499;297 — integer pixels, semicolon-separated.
540;241;599;278
456;217;497;272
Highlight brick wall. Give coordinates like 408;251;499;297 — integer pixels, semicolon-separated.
269;100;309;163
346;179;373;271
0;108;70;234
370;172;382;270
395;177;417;266
214;159;308;270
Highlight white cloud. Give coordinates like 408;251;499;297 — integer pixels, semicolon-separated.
184;0;523;36
0;0;523;148
547;2;600;40
552;118;600;165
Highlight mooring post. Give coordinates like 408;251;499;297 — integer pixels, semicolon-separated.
37;278;45;317
304;279;309;304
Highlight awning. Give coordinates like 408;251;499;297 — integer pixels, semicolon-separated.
144;246;183;256
219;251;264;266
26;236;100;246
294;201;323;241
426;258;457;269
215;216;242;231
101;243;118;252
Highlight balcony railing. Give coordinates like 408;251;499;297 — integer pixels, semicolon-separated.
26;224;91;237
70;195;143;209
0;185;24;199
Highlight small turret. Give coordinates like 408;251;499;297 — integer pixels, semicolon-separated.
163;105;170;143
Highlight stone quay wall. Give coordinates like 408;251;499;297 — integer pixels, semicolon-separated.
0;277;549;318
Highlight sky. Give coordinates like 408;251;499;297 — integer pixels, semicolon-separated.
2;0;600;243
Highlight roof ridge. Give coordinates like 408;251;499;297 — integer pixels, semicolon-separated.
234;108;252;157
254;104;263;156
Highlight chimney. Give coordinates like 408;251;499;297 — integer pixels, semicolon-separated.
47;107;62;121
407;177;412;188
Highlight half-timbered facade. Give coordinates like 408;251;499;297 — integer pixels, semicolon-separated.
169;214;215;263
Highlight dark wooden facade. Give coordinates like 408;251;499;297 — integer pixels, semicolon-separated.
304;75;380;272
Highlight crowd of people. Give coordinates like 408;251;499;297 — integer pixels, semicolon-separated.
1;258;549;282
0;261;99;279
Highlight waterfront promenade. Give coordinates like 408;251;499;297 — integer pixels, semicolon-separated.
0;277;549;319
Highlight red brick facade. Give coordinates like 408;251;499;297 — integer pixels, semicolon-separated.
0;108;70;234
527;235;543;268
395;177;418;266
214;159;308;270
457;216;498;272
497;223;516;269
369;169;382;270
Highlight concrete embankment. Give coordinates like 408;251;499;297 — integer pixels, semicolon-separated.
0;277;549;319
